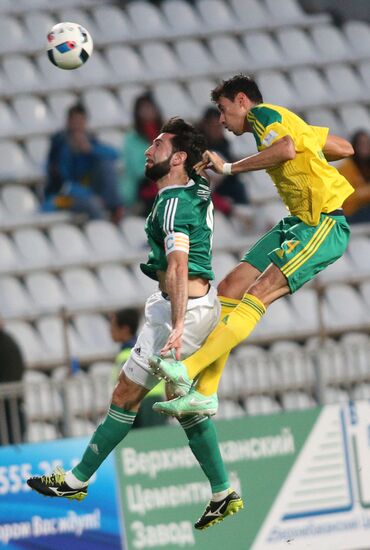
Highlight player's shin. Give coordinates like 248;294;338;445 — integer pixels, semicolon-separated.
195;352;230;396
71;404;137;483
178;415;229;494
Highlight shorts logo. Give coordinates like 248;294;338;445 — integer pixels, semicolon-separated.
277;240;300;257
134;347;141;356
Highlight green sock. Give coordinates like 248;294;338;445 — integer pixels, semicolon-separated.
72;404;136;482
179;415;229;493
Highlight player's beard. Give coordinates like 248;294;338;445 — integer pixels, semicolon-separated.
145;155;172;181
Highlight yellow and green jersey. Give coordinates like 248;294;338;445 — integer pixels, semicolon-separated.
247;103;354;226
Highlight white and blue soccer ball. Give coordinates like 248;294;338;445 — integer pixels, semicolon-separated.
46;22;93;70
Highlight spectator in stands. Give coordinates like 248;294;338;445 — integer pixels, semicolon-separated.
109;308;167;428
120;93;163;216
0;318;25;444
339;130;370;224
43;103;124;223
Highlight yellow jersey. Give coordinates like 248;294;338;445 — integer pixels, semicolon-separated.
247;103;354;226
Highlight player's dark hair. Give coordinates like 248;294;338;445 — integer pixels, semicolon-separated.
211;74;263;104
68;103;87;118
114;308;140;335
161;117;206;175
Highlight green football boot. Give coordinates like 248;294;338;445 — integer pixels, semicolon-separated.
149;355;192;396
152;388;218;417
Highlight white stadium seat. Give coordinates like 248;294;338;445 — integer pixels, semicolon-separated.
82;89;129;129
126;1;170;40
310;24;353;63
290;67;333;109
13;227;56;269
47;91;78;127
173;39;217;77
12;95;55;136
84;220;127;261
37;316;86;361
281;391;316;410
343;21;370;59
187;78;217;115
257;71;297;109
61;267;107;309
0;144;37;181
324;64;366;103
245;395;282;415
106;45;148;84
0;234;21;272
338;104;370;135
22;11;56;52
0;15;25;55
347;236;370;277
6;320;47;365
196;0;237;33
207;35;251;73
75;50;115;89
242;32;284;71
162;0;203;37
139;42;180;80
276;28;318;66
2;185;38;216
92;5;133;44
0;102;18;139
2;54;43;94
117;84;147;114
97;264;145;305
74;313;116;355
0;276;34;317
230;0;270;31
36;53;76;93
212;252;237;286
152;82;196;120
49;223;92;265
25;272;67;314
304;107;345;137
322;284;369;330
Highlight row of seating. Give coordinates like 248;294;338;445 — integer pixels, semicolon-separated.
0;0;331;54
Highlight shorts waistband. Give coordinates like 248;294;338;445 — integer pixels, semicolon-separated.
323;208;344;216
161;285;210;301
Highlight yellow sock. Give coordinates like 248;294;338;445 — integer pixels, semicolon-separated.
194;296;238;395
184;293;266;380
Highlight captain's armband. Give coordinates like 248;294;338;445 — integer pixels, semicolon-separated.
164;232;190;255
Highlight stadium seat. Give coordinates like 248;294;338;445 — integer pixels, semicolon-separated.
36;53;76;94
2;184;38;216
186;78;217;116
126;1;170;41
3;54;43;95
245;169;280;203
207;35;251;73
257;71;297;109
258;296;297;337
56;8;98;39
230;0;271;31
106;45;149;84
304;107;345;137
310;24;353;63
24;135;48;177
26;422;60;442
213;211;245;250
235;345;276;392
6;320;48;366
212;252;237;286
25;272;67;314
82;89;129;129
12;95;55;136
359;281;370;314
352;383;370;400
70;418;96;436
317;252;353;282
13;227;56;269
242;32;284;71
244;395;282;415
117;84;147;114
152;82;196;120
323;387;350;404
139;42;180;80
290;67;333;109
343;21;370;59
217;400;246;420
64;371;94;416
0;275;34;318
348;236;370;277
162;0;203;38
49;223;92;265
74;313;116;355
288;288;320;333
358;61;370;96
97;264;146;306
196;0;237;33
24;370;63;420
281;391;316;410
0;144;37;181
120;215;149;250
276;28;318;67
91;4;133;44
60;268;107;309
37;315;86;361
132;263;158;298
269;341;315;388
0;15;25;55
0;233;21;272
305;336;347;384
173;39;217;78
74;51;116;89
0;102;19;139
322;284;369;330
340;332;370;380
47;91;79;127
96;129;124;151
324;64;366;103
337;104;370;136
22;11;56;52
84;220;128;261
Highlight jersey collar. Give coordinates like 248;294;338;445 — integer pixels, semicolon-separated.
157;179;195;195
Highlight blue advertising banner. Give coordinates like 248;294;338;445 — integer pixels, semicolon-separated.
0;437;123;549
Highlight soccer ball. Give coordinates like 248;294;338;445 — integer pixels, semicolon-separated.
46;22;93;70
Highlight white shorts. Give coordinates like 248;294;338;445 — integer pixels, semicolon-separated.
122;286;220;390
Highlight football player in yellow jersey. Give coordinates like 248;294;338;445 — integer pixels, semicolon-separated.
150;73;355;417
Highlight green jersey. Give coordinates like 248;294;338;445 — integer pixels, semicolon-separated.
140;174;214;282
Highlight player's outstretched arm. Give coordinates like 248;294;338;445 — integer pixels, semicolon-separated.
323;134;354;161
195;136;296;176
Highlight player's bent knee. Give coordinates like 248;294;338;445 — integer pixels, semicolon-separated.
111;372;144;411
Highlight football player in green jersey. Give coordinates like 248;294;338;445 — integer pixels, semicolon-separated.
27;117;243;531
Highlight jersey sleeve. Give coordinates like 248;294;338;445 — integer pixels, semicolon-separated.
310;125;329;149
158;196;197;255
247;106;290;150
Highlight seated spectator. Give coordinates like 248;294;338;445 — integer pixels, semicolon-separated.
43;103;124;222
109;308;167;428
340;130;370;224
198;106;252;222
120;93;163;215
0;318;25;444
